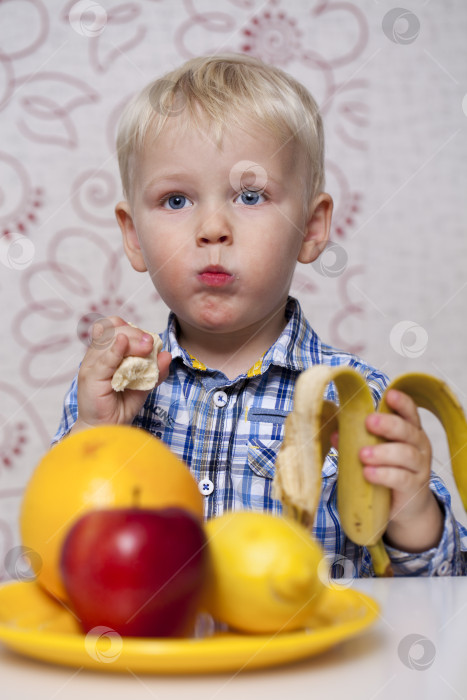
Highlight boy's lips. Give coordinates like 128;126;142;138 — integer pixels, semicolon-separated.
198;265;235;288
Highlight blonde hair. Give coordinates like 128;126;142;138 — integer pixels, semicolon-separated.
116;53;325;203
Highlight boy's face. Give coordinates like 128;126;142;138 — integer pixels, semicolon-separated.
116;115;331;343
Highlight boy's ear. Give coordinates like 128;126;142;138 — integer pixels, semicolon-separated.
297;193;333;264
115;201;147;273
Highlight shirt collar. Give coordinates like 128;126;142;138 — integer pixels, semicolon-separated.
162;296;322;375
163;314;195;367
262;296;322;373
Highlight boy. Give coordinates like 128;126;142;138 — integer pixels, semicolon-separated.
54;54;466;576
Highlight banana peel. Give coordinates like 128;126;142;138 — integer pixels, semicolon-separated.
274;367;467;577
380;373;467;510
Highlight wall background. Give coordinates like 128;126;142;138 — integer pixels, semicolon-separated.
1;0;466;579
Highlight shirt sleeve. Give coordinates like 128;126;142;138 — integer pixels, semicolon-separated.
384;472;467;576
51;374;79;445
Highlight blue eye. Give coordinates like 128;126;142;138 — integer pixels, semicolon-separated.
163;194;190;210
236;190;265;206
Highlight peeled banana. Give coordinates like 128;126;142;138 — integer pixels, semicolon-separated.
274;367;467;577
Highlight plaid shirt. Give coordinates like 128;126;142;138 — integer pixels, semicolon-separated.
54;297;467;576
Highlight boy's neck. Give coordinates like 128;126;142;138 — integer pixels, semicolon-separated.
176;309;288;381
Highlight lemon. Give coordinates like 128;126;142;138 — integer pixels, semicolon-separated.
20;425;203;601
204;511;325;634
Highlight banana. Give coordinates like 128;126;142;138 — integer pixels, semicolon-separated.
274;367;467;577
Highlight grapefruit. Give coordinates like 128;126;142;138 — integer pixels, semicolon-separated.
20;425;203;601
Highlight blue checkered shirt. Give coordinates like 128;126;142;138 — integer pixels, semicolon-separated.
54;297;466;576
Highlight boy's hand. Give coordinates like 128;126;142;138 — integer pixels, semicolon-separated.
360;389;444;552
72;317;171;433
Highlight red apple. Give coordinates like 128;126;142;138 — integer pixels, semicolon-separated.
60;507;207;638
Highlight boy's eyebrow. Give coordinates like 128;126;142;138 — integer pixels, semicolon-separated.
144;173;191;189
144;171;284;191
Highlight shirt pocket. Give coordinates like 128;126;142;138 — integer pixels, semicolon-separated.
247;437;282;479
246;407;289;480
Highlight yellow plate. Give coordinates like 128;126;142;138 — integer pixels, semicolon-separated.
0;581;379;674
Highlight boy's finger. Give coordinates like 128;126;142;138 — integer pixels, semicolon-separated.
384;389;422;428
366;412;416;445
362;463;414;492
91;315;129;335
90;316;128;350
102;332;131;374
95;331;160;381
360;442;420;473
94;332;149;375
156;351;172;385
92;325;154;358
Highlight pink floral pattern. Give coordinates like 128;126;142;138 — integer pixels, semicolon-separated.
15;72;99;149
0;422;28;471
61;1;148;74
12;227;153;387
0;152;44;237
241;10;302;66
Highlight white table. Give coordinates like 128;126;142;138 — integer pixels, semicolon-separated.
1;577;465;700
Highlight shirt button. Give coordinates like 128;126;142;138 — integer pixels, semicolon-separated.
437;561;450;576
213;390;228;408
198;478;214;496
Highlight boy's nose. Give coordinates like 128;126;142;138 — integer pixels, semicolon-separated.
196;208;233;246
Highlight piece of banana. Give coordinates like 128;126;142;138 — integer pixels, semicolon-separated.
274;367;467;577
